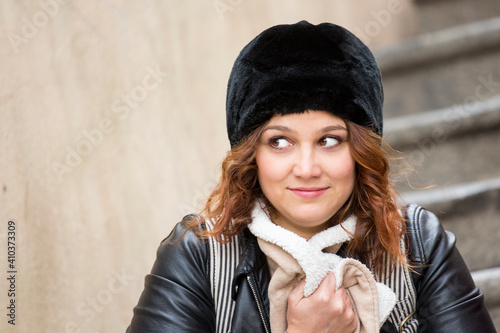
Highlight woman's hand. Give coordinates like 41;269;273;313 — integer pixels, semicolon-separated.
286;271;357;333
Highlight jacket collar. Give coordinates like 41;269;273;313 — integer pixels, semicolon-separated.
231;228;268;300
229;225;351;301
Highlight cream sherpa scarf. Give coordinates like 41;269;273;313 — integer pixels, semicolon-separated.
247;202;396;333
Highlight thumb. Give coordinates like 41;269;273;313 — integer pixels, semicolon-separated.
288;277;306;304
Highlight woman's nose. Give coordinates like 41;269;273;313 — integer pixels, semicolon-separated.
292;148;322;179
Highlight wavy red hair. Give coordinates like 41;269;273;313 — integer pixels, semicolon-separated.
340;122;407;270
190;117;407;271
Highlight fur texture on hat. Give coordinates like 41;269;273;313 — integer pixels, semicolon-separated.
226;20;384;147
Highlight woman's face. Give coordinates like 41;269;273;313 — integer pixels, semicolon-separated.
255;111;356;239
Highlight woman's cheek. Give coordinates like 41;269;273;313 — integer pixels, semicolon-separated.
328;150;356;179
257;152;288;180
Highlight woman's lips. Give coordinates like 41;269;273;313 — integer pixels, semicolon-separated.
288;187;329;199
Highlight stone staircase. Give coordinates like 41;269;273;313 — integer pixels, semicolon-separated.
375;1;500;328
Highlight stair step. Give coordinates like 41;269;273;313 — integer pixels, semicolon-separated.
374;17;500;117
390;125;500;192
402;178;500;271
376;16;500;74
472;266;500;308
384;96;500;191
385;95;500;147
402;177;500;210
411;0;500;36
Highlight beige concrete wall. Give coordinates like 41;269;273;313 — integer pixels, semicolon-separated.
0;1;418;332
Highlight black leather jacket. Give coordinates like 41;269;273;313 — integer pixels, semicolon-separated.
127;204;496;332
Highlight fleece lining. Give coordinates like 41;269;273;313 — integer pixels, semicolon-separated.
248;202;396;332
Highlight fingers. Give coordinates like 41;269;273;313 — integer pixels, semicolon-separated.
290;272;338;303
289;272;349;307
323;271;337;292
286;272;357;333
333;287;350;312
316;273;353;316
288;277;306;304
314;271;337;301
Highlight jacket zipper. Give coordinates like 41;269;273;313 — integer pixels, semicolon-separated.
246;275;270;333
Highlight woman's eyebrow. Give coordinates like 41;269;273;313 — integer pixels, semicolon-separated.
321;125;347;133
263;124;346;133
263;125;296;133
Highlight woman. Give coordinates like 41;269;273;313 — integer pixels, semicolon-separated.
128;21;495;332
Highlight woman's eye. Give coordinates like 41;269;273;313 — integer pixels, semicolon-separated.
318;137;340;147
269;137;291;149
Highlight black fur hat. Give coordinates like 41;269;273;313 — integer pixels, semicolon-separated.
226;20;383;147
